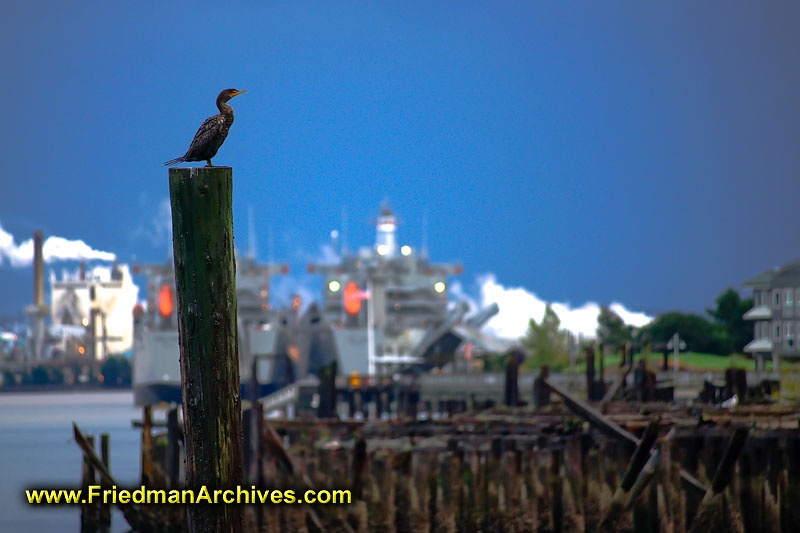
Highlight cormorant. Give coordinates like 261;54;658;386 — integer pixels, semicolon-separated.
164;88;247;167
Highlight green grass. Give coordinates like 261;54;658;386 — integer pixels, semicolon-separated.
569;351;771;373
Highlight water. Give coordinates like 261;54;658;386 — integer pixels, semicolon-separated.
0;391;141;532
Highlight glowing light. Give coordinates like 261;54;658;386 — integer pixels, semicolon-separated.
400;245;411;256
434;281;446;293
78;346;85;355
328;280;341;292
81;317;89;327
376;244;389;256
344;282;362;315
288;345;300;361
158;284;174;317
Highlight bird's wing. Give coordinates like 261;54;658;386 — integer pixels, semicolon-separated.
184;114;227;160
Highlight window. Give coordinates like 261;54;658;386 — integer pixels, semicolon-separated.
786;290;794;306
787;322;794;348
774;289;781;308
775;323;781;339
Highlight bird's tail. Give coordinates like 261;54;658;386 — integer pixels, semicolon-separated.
163;156;186;166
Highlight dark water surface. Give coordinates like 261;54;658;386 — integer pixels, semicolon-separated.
0;391;141;532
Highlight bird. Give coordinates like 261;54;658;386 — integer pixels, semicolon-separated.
164;88;247;167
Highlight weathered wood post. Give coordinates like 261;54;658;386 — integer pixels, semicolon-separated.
80;435;97;533
140;406;153;486
169;166;243;532
99;433;111;529
166;407;180;487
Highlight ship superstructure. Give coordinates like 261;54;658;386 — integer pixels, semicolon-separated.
308;204;464;375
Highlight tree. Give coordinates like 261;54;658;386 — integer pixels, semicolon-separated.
639;312;729;355
596;306;633;353
707;288;753;353
522;304;569;370
101;356;132;386
2;370;16;387
30;366;50;385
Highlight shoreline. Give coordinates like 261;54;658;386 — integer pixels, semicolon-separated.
0;384;131;395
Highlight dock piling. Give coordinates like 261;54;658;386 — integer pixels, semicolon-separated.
169;166;244;532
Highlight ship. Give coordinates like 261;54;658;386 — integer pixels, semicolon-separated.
133;203;503;408
132;253;289;405
259;203;507;417
308;203;467;375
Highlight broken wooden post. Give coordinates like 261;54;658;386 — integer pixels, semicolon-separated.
600;351;633;409
166;407;180;487
533;365;550;408
504;348;524;407
169;166;243;532
688;427;749;533
140;406;153;486
74;423;145;531
99;433;111;529
599;417;661;532
80;435;97;533
317;360;338;418
543;377;708;495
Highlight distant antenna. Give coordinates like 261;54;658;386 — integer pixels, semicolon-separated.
421;210;429;258
267;225;274;264
341;208;349;255
247;205;256;259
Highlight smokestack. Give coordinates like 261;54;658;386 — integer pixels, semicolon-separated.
80;260;86;281
33;230;44;307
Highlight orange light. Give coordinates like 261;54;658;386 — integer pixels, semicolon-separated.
288;345;300;361
78;346;85;355
349;371;361;389
344;282;362;315
158;284;174;317
292;296;302;311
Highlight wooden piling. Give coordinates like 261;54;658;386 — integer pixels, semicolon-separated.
99;433;111;529
599;418;661;532
140;406;153;486
688;427;749;533
166;407;180;487
169;166;243;533
80;436;97;533
74;423;146;531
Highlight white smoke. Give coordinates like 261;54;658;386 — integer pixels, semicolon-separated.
0;222;116;267
131;197;172;247
453;273;653;340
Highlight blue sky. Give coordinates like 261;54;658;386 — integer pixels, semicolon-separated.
1;2;799;331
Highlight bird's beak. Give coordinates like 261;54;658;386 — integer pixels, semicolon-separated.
231;90;247;97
